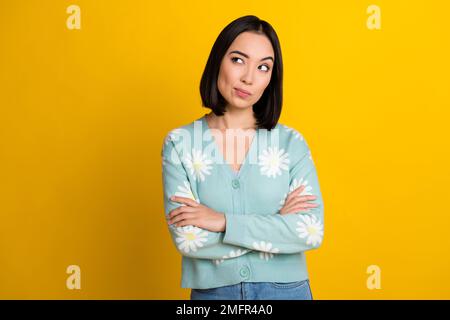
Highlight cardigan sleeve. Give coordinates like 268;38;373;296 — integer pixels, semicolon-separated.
161;133;253;260
222;136;325;254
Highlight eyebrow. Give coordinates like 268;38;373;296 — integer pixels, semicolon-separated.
229;50;274;62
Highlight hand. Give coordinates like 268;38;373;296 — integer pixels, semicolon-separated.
167;196;226;232
279;185;319;215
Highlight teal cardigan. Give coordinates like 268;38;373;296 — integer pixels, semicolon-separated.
161;114;324;289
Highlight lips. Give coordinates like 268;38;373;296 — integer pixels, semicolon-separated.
234;87;251;95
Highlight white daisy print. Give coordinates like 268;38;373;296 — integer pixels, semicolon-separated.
279;177;314;210
174;181;200;205
258;147;290;178
174;225;209;253
225;248;249;258
164;128;183;145
283;125;303;140
212;258;224;265
212;249;249;265
184;148;213;182
252;241;280;261
296;214;323;247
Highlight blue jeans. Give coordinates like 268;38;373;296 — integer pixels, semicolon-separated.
190;279;313;300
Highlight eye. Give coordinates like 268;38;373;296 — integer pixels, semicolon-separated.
260;65;270;72
231;57;271;72
231;57;244;64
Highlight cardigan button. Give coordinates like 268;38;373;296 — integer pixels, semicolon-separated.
239;265;250;278
232;179;240;189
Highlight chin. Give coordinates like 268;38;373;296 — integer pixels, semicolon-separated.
232;99;253;109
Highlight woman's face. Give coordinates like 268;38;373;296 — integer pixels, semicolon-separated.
217;31;274;111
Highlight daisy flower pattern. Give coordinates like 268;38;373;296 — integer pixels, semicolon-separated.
225;248;249;258
212;249;249;265
296;214;324;247
174;181;200;205
279;177;314;210
164;128;183;145
174;225;209;253
282;124;304;140
258;147;290;178
184;148;213;182
161;117;324;289
213;259;225;266
212;258;225;265
252;241;280;261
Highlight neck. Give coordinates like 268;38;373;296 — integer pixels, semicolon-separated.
206;107;257;130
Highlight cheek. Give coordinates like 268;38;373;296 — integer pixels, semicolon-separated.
253;77;271;98
218;69;240;95
218;67;230;87
223;67;241;84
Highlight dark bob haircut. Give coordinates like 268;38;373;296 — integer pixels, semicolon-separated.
199;15;283;130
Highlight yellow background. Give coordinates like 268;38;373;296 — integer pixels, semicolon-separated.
1;0;449;299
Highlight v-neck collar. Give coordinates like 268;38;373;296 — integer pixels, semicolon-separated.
200;114;258;180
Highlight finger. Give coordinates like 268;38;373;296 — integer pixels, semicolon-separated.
281;201;319;215
167;207;183;219
170;205;196;217
285;201;319;212
288;202;320;212
284;186;306;207
282;206;311;215
170;196;199;207
295;195;318;202
284;194;317;209
281;203;308;214
288;198;319;208
168;206;195;219
175;218;197;228
169;213;195;225
298;202;320;208
285;185;306;202
288;184;306;197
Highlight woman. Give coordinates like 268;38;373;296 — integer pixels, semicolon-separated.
161;15;324;300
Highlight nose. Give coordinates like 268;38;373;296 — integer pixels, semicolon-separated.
241;65;255;85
